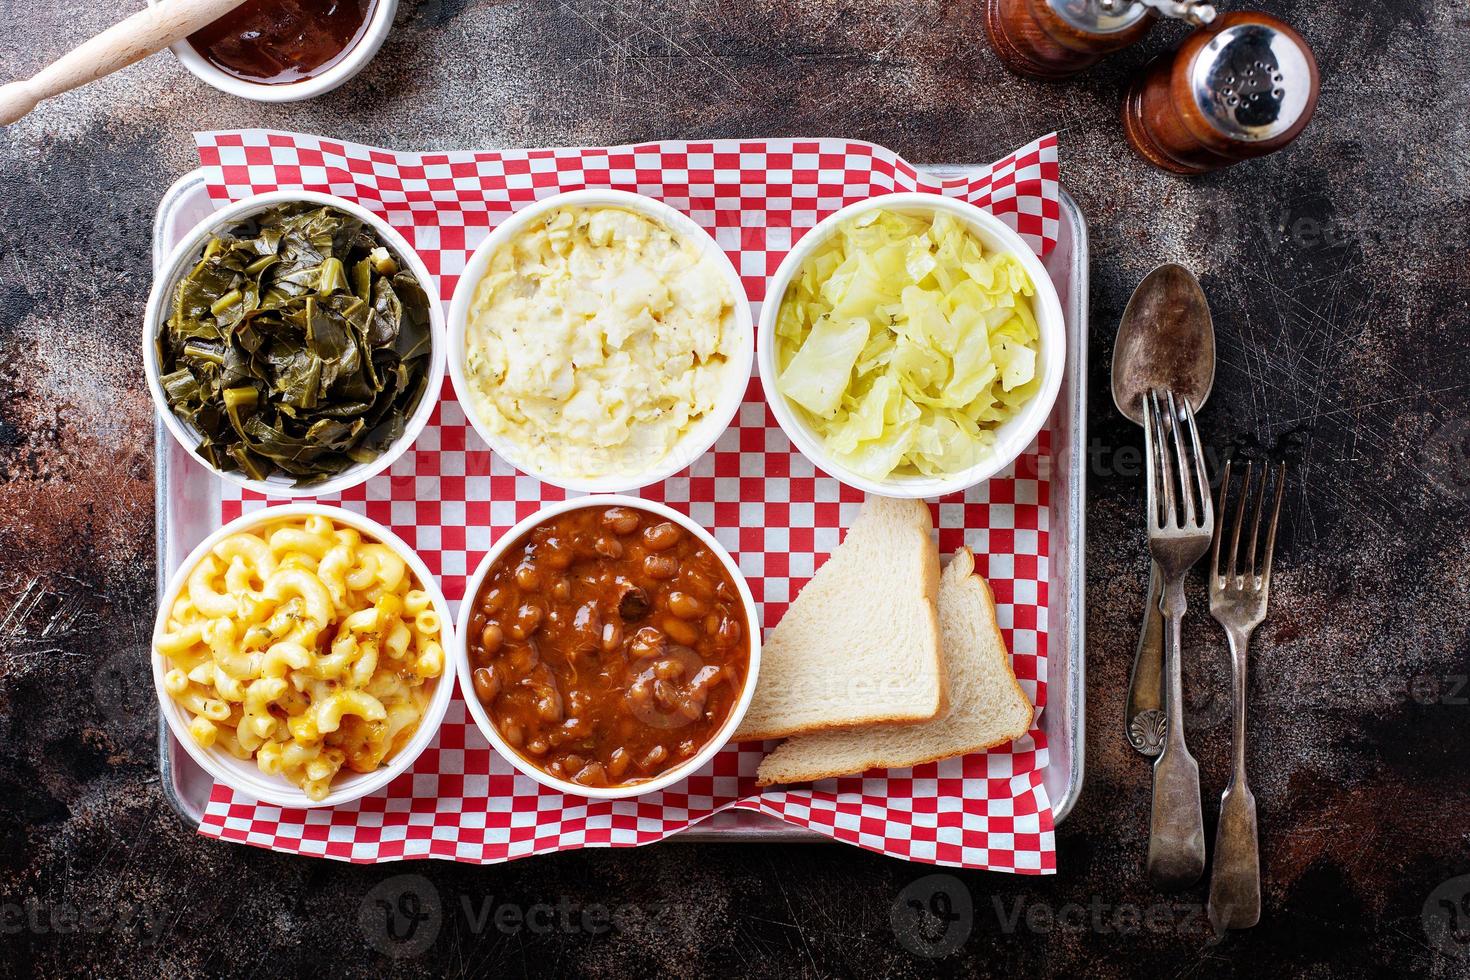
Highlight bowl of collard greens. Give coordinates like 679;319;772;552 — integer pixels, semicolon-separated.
145;191;445;496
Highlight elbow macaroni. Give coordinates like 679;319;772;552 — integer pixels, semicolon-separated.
156;516;443;801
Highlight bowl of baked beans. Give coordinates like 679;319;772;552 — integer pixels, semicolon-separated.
455;496;760;797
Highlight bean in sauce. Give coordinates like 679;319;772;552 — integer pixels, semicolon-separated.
468;506;750;788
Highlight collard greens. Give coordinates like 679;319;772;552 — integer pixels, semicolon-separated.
774;208;1041;481
158;203;433;485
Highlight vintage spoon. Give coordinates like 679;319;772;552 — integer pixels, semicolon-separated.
0;0;249;126
1111;263;1215;757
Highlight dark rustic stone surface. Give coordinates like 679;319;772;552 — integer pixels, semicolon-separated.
1;1;1467;976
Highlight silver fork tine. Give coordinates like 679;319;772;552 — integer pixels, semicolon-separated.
1261;462;1286;585
1166;390;1194;528
1146;389;1175;528
1180;395;1210;529
1245;460;1266;576
1229;461;1251;582
1143;391;1158;527
1211;459;1232;583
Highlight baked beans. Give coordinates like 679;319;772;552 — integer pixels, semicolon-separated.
467;505;751;788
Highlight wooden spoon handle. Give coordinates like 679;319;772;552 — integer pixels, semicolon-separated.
0;0;249;125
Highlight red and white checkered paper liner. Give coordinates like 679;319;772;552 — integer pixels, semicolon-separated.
189;130;1060;873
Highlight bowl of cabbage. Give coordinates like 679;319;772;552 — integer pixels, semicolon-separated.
758;194;1065;499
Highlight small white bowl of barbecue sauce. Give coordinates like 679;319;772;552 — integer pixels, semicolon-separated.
156;0;397;102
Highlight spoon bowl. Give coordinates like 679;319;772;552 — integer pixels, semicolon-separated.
1112;263;1215;424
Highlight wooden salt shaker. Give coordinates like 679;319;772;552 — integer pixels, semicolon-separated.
1122;11;1320;174
983;0;1215;80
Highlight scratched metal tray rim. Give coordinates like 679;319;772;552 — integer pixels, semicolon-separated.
152;161;1088;845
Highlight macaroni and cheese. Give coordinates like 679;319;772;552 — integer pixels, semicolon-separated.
156;514;444;801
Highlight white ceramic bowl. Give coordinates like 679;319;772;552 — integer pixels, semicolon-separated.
757;193;1066;499
144;189;446;498
446;188;754;493
155;0;398;103
151;503;455;808
454;496;762;799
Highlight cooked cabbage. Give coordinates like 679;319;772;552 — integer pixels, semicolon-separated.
774;208;1041;481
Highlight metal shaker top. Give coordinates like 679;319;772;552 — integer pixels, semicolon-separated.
1046;0;1150;34
1190;21;1317;141
1048;0;1214;34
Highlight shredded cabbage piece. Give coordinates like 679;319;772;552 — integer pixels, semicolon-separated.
774;208;1041;480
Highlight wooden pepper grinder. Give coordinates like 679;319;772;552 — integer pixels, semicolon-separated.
983;0;1215;80
1122;11;1320;173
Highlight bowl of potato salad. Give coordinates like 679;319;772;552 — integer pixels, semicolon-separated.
151;504;454;807
448;189;753;492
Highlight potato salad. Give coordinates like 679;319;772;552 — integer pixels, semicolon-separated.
463;205;738;480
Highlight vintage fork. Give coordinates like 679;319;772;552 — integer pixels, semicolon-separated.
1206;460;1285;932
1142;388;1213;890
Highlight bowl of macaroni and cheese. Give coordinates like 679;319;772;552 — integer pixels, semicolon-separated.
151;504;454;807
447;189;753;492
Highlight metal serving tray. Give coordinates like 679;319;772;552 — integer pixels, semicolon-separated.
153;165;1088;841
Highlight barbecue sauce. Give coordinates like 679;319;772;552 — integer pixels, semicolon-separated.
187;0;377;85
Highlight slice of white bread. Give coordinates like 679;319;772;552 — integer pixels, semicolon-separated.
754;547;1033;786
735;495;946;741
